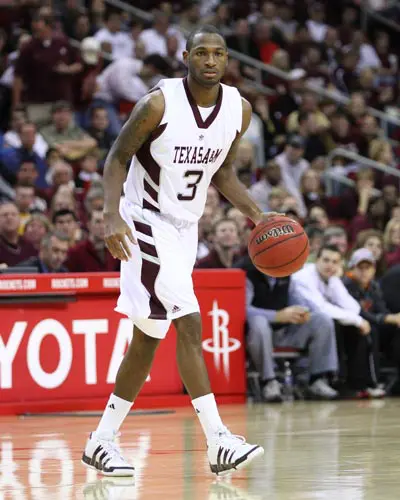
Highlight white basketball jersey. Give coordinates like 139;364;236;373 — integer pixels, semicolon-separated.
124;77;243;222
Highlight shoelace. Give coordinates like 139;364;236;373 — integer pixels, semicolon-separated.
217;429;245;445
97;434;126;463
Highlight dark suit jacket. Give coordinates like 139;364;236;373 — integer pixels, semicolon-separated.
16;256;68;273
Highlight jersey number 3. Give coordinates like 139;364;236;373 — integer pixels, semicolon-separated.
177;170;204;201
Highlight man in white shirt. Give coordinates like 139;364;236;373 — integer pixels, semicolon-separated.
138;11;186;61
94;54;170;105
274;135;309;217
306;2;328;43
292;244;371;333
94;11;133;59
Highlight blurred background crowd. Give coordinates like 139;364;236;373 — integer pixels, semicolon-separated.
0;0;400;400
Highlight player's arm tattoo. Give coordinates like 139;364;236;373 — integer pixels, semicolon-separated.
212;98;263;224
103;91;164;214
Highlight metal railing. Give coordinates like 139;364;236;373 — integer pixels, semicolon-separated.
104;0;400;137
324;147;400;195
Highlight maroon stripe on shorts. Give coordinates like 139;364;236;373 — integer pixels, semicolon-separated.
137;238;158;258
143;178;158;203
134;220;152;237
133;222;167;319
143;198;158;212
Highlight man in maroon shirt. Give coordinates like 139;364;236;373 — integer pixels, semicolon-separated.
66;210;119;272
13;10;82;126
0;202;36;267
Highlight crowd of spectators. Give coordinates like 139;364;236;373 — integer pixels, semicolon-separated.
0;0;400;399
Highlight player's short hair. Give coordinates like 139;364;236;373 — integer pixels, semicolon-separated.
317;244;341;259
186;25;226;51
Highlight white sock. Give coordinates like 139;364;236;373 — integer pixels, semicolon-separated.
192;393;225;443
95;394;133;436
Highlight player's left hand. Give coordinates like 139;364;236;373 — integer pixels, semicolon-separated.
254;212;285;225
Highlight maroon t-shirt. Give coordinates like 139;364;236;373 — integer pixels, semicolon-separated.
0;235;37;267
14;36;81;104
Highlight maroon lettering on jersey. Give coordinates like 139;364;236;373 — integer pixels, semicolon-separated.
173;146;223;164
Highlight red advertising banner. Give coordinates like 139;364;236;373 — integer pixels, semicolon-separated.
0;270;246;414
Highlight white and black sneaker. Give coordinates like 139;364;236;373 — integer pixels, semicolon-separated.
208;428;264;476
82;431;135;477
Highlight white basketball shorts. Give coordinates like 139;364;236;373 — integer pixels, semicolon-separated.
115;197;200;339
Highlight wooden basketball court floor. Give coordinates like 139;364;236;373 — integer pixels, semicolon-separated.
1;400;400;500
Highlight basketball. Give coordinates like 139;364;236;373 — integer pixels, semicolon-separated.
248;216;309;277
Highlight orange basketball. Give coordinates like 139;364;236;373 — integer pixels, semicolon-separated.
248;216;309;277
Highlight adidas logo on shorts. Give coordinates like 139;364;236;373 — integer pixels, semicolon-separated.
172;305;181;313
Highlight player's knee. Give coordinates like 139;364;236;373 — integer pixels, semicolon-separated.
174;312;202;343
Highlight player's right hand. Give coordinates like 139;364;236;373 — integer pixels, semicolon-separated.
104;212;137;261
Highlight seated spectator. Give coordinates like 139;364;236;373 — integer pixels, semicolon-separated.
323;226;348;257
66;210;118;272
346;30;381;72
93;54;169;128
339;168;376;221
342;249;400;397
22;213;51;251
85;183;105;214
383;218;400;268
138;11;185;60
306;2;328;43
301;44;330;88
86;106;115;159
0;201;36;266
13;9;83;127
331;50;359;95
3;106;48;158
251;18;280;64
205;185;224;221
15;160;39;189
297;111;327;162
266;187;288;214
300;169;325;210
94;10;133;59
355;229;386;278
286;93;330;134
348;196;390;244
308;205;330;231
49;185;79;218
233;139;257;188
196;218;240;269
40;101;97;162
0;122;48;188
305;225;324;262
16;230;69;273
324;111;359;154
248;159;283;212
14;185;46;231
292;245;372;392
347;92;368;129
274;136;309;217
52;208;85;247
75;151;102;190
236;252;338;402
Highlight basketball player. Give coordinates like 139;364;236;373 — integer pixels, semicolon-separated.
82;25;277;477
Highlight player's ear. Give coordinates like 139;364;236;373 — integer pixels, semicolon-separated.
183;50;189;67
